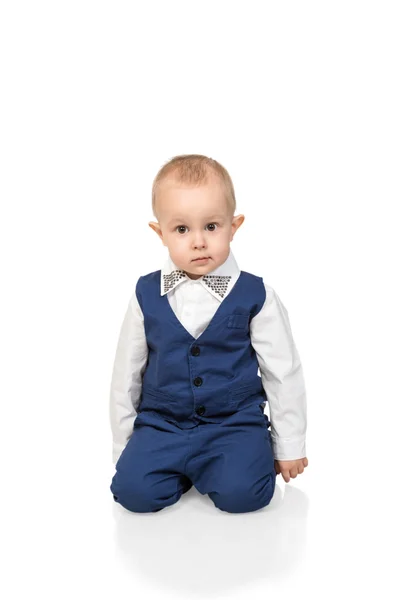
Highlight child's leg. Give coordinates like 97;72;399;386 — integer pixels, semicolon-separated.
186;403;276;513
110;411;192;513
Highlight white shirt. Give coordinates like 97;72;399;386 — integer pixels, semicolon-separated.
109;249;307;465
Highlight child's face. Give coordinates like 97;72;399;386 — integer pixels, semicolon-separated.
149;177;244;279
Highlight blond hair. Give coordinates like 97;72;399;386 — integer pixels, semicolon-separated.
151;154;236;220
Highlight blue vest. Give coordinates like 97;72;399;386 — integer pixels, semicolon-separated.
135;270;268;428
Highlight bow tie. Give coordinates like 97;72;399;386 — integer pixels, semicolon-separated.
163;270;232;298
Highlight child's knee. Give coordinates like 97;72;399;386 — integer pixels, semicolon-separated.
209;470;276;514
111;484;158;513
110;472;182;513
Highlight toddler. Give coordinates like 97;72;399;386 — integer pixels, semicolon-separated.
109;154;308;513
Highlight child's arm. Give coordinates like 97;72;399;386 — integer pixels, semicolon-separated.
109;285;148;466
250;284;307;462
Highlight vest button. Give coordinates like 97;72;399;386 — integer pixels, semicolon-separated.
191;345;200;356
193;377;203;386
196;406;206;416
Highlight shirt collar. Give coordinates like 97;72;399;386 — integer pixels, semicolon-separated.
160;248;240;301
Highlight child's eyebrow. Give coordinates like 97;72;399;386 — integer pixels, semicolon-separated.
168;214;226;225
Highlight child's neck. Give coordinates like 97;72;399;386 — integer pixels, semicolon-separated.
185;272;203;280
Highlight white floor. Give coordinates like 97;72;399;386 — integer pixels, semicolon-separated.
101;457;396;600
4;418;397;600
108;475;312;598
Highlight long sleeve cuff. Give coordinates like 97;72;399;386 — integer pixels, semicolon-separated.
112;443;126;466
270;435;307;461
111;415;137;466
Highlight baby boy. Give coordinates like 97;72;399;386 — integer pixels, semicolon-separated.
109;154;308;513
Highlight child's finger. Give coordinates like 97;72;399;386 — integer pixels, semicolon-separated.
281;469;290;483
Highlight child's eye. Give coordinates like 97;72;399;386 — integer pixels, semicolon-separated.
175;223;219;234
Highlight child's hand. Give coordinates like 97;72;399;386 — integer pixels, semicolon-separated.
274;457;308;483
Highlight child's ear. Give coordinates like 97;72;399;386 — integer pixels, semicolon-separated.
230;214;245;240
148;221;165;244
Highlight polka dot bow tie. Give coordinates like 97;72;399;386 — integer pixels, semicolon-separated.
163;270;232;299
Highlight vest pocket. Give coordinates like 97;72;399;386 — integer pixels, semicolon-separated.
228;381;265;409
227;313;250;329
138;384;176;413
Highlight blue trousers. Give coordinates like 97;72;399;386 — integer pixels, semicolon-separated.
110;403;276;514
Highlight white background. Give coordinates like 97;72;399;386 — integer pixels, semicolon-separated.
1;1;399;598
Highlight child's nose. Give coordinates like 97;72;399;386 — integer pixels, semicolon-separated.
192;229;208;243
